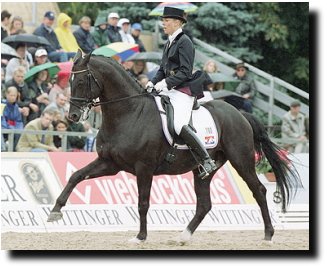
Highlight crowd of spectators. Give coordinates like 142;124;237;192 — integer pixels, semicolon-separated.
1;9;309;154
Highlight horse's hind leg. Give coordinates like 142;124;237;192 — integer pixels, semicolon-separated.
229;158;274;241
48;157;119;222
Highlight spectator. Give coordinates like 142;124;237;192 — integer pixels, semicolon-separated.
26;70;51;122
1;68;6;98
83;120;97;152
73;16;96;54
118;18;135;44
131;23;146;52
48;71;70;103
137;74;149;89
66;115;86;152
129;60;147;78
33;48;49;66
1;86;24;151
52;119;68;149
5;42;30;82
86;105;102;130
107;12;122;43
281;100;309;153
16;109;60;152
54;13;79;54
44;92;67;120
92;16;110;47
1;10;11;41
232;62;256;113
203;59;223;91
5;66;30;122
34;11;75;62
9;16;26;35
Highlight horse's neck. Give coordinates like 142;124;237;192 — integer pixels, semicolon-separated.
92;57;146;124
93;58;142;100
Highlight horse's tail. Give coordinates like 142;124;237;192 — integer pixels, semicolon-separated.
241;112;302;213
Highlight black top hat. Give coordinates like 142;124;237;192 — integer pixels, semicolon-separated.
161;7;187;23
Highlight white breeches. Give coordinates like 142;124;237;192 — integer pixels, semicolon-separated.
160;89;195;135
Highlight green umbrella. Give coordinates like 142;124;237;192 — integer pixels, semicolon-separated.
25;62;60;83
93;45;118;58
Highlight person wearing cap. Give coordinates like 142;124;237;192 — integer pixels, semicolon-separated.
146;7;217;179
131;23;146;52
107;12;122;43
281;100;309;153
118;18;135;44
232;61;256;113
73;16;96;54
92;15;110;47
1;10;11;41
33;48;49;66
55;13;80;54
34;11;75;62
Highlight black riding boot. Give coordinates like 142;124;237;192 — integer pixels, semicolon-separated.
179;125;218;179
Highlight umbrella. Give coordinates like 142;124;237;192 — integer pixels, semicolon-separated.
149;2;198;16
93;42;139;62
24;62;60;83
2;34;50;48
126;52;162;63
1;43;19;60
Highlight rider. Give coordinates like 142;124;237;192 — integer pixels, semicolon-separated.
146;7;217;179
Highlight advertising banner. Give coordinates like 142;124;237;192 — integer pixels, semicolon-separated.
1;152;308;232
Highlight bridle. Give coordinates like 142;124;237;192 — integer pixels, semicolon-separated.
69;66;148;120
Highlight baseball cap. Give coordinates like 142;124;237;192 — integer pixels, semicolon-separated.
108;12;119;19
35;48;48;57
44;11;55;20
118;18;130;28
131;23;143;31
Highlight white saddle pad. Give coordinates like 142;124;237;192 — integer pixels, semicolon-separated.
154;96;219;150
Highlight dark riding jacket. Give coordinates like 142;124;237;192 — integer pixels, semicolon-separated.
152;31;210;98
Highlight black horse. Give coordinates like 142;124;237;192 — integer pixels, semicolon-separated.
48;50;301;243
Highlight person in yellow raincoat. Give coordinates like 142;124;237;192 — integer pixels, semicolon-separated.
54;13;79;54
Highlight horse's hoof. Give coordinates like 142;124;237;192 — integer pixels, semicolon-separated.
128;237;145;244
178;228;192;245
47;211;63;222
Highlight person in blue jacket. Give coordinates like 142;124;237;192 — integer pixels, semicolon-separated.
1;86;24;151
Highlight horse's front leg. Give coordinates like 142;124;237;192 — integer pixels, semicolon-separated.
129;163;154;243
47;157;119;222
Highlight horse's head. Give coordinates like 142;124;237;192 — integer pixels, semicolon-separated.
69;49;102;122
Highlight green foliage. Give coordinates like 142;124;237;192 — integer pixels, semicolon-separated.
255;157;273;174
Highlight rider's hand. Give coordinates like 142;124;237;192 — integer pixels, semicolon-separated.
154;79;168;93
145;81;154;92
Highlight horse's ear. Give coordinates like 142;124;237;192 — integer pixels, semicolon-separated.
81;52;92;67
73;49;83;64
